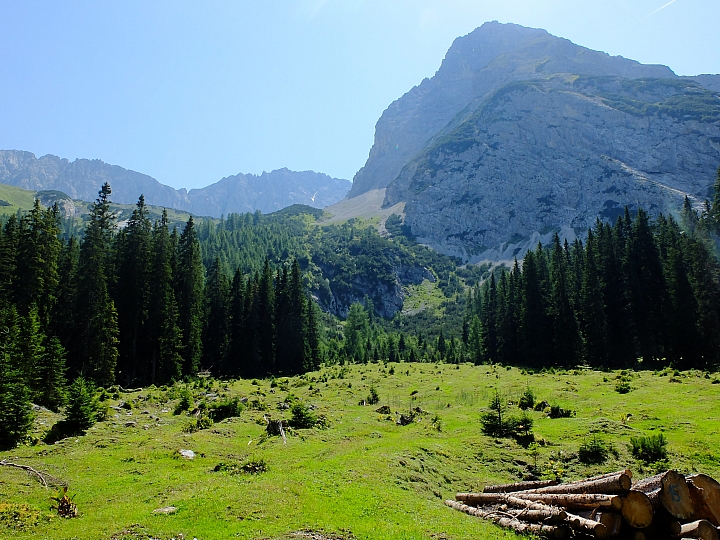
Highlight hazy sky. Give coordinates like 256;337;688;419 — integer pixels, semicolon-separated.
1;0;718;190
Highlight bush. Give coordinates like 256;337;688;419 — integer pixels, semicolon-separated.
481;392;531;439
548;405;574;419
289;402;318;429
518;387;535;410
173;387;193;415
366;386;380;405
208;397;245;422
579;435;609;464
182;416;214;433
64;377;98;432
630;433;668;463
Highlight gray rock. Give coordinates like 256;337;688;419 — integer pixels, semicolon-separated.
349;21;679;199
386;76;720;260
178;449;195;460
152;506;177;515
0;152;350;217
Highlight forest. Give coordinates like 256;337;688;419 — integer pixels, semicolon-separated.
1;170;720;450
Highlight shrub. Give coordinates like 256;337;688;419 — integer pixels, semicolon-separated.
289;402;318;429
173;387;193;415
518;387;535;410
630;433;668;463
366;386;380;405
579;435;609;464
548;405;574;419
182;416;214;433
615;381;632;394
64;377;98;432
481;392;531;438
208;397;245;422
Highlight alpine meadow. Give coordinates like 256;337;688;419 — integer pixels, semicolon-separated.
2;16;720;540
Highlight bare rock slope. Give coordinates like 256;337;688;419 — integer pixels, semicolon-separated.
349;22;720;260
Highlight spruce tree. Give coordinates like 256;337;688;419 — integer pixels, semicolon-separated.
114;195;152;385
202;257;230;372
579;229;609;366
0;306;33;449
76;183;119;386
148;210;183;384
549;234;581;366
176;217;204;377
64;377;97;433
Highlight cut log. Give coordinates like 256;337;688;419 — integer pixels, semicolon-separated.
504;507;568;523
565;511;609;538
456;492;623;510
633;470;694;520
578;511;623;537
521;471;632;495
687;474;720;526
445;500;569;538
674;519;719;540
484;479;559;493
621;491;654;529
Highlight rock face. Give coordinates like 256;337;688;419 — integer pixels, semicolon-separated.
187;168;350;216
349;21;676;199
0;151;350;216
386;76;720;260
349;22;720;260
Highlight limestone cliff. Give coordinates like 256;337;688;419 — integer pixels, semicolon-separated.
349;21;676;198
385;76;720;261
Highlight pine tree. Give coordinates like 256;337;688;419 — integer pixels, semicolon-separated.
176;216;204;377
549;234;581;366
76;183;119;386
0;306;34;449
0;215;19;309
520;250;551;367
114;195;152;385
51;237;79;371
202;257;230;372
64;377;97;433
226;268;246;377
624;209;669;364
148;210;183;384
256;259;275;373
37;337;68;411
579;229;609;366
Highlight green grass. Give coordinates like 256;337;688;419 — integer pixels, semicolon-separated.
0;183;39;216
2;364;720;540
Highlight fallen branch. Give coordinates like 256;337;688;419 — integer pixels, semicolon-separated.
0;459;60;488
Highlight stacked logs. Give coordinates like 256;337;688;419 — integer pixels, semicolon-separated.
445;469;720;539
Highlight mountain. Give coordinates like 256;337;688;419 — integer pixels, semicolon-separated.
0;150;350;216
347;22;720;260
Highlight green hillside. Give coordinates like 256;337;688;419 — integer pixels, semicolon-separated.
1;364;719;539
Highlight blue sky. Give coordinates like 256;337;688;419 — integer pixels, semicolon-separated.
0;0;718;190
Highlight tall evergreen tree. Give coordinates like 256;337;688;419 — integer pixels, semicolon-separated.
176;217;204;377
114;195;152;385
148;210;183;384
202;257;230;372
549;234;581;366
76;183;119;385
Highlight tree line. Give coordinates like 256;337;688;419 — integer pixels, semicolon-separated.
0;184;320;425
463;205;720;369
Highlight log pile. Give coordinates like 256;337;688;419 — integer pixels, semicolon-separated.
446;470;720;539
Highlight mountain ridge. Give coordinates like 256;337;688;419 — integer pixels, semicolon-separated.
0;150;350;217
344;22;720;261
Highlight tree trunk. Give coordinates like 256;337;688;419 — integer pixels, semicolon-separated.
633;470;693;520
578;510;623;537
621;490;654;529
456;492;622;510
445;500;570;538
687;474;720;526
565;511;610;538
520;471;632;495
675;520;719;540
484;479;559;493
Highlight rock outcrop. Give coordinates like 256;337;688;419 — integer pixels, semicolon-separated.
348;22;720;260
385;76;720;261
349;21;676;199
0;151;350;216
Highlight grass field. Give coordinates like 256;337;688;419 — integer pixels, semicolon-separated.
2;363;719;540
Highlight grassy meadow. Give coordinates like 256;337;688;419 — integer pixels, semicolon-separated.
1;363;720;540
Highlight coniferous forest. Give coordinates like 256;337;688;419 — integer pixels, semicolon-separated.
1;172;720;449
